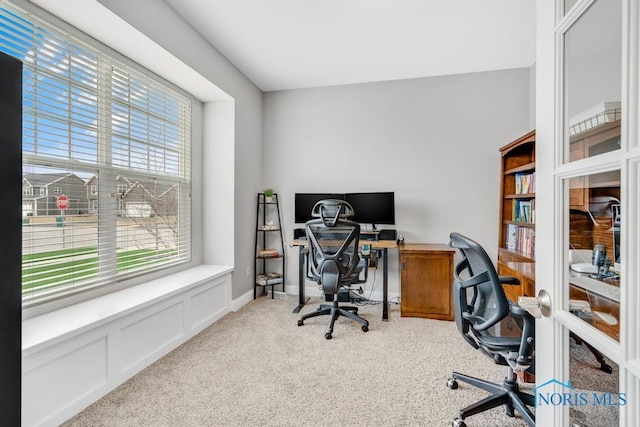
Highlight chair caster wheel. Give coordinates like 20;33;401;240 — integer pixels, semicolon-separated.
447;378;458;389
297;320;303;326
452;418;466;427
601;364;613;374
361;325;368;332
325;333;332;340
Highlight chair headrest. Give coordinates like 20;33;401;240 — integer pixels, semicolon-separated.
449;232;472;250
311;199;355;227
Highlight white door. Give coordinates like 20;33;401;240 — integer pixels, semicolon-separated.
535;0;638;425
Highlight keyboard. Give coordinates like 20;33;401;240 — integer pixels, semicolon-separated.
569;275;620;303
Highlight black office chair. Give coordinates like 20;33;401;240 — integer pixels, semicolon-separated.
297;199;369;340
447;232;535;427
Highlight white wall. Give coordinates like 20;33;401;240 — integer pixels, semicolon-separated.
263;68;532;298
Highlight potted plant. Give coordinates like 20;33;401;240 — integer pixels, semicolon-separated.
264;188;274;203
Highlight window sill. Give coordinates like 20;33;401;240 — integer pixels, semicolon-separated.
22;264;233;355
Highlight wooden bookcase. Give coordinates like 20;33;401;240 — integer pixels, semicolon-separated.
497;131;535;300
498;130;536;265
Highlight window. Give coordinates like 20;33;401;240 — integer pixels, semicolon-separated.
39;187;45;196
1;3;192;305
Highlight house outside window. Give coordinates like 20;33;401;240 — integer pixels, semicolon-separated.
39;188;45;196
2;4;193;306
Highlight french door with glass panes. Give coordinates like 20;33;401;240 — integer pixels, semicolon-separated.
535;0;639;426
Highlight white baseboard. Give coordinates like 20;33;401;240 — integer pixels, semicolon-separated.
230;288;254;311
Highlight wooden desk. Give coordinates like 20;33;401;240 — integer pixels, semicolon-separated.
289;239;398;321
569;277;620;341
500;262;620;340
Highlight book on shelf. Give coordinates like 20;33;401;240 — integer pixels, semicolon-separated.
258;248;280;258
258;225;279;231
515;172;536;195
505;224;535;256
519;201;531;223
506;224;518;251
256;272;283;286
512;199;535;224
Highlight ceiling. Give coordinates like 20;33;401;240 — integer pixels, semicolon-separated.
165;0;536;92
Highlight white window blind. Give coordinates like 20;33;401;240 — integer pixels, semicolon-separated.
1;3;192;305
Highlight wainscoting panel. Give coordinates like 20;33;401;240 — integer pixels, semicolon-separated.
22;266;234;427
22;336;108;427
119;300;185;374
188;275;230;332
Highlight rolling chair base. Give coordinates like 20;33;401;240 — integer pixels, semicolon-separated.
447;370;535;427
298;300;369;340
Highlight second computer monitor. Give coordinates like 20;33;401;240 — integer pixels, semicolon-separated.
294;191;395;228
345;192;395;228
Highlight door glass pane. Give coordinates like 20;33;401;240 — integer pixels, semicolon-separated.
566;170;621;341
564;0;622;163
569;334;620;426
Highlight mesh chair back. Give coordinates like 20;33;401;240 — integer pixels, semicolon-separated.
305;200;361;294
449;232;510;335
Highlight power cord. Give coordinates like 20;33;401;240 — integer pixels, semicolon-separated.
348;266;382;306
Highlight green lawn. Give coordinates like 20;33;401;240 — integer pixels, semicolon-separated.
22;247;177;292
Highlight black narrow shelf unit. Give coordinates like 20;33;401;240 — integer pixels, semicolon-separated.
254;193;286;299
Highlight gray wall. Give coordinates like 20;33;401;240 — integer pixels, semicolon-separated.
263;68;532;297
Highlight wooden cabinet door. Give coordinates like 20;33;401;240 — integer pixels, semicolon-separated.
400;251;453;320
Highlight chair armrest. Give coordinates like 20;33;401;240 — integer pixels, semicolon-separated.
499;276;520;285
509;303;528;317
355;254;370;283
509;302;536;371
303;249;316;282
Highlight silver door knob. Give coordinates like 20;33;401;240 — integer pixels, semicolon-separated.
518;290;552;318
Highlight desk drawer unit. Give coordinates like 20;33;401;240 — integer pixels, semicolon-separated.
399;244;455;320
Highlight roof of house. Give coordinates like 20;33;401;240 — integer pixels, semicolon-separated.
23;172;82;187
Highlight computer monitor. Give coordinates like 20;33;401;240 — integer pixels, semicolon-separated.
294;193;344;223
345;192;395;228
294;191;396;227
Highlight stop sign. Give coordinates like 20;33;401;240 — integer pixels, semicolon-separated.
57;195;69;210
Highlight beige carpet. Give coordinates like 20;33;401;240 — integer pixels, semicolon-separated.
63;297;615;426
